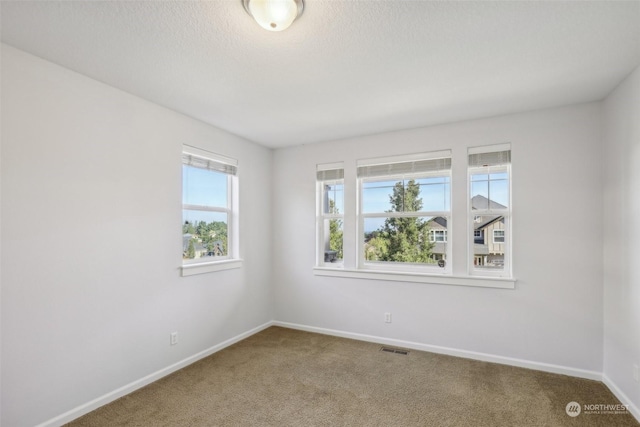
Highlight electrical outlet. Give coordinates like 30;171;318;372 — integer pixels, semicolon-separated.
633;364;639;383
384;312;392;323
170;332;178;346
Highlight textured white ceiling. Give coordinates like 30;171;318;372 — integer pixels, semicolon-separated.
2;1;639;148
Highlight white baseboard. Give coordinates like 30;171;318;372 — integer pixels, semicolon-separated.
273;321;603;381
602;374;640;423
37;320;639;426
36;321;274;427
273;320;640;424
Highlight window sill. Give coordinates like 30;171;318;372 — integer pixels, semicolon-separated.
181;259;243;277
312;267;515;289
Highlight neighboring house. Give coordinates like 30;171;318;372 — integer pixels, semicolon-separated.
427;195;506;267
183;234;225;259
471;194;506;268
426;216;448;262
182;234;207;259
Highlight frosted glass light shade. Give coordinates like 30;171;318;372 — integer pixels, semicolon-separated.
243;0;304;32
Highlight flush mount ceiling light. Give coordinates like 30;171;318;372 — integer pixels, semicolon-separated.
242;0;304;32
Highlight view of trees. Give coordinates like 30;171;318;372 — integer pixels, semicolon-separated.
328;199;344;259
364;179;435;263
183;220;227;259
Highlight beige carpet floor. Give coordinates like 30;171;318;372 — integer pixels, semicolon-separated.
66;326;639;426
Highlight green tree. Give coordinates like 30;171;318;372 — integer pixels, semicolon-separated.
196;221;209;240
365;235;388;260
206;221;228;255
185;220;227;256
328;199;343;259
183;221;196;235
374;179;434;263
183;219;229;257
186;239;196;259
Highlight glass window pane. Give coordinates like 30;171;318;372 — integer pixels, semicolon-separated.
470;177;489;209
323;183;344;214
470;171;509;209
489;179;509;208
429;229;447;242
362;180;398;213
363;216;448;266
182;210;228;260
416;176;450;211
490;172;508;180
471;173;489;182
183;165;228;208
472;215;505;271
322;218;343;263
363;177;449;214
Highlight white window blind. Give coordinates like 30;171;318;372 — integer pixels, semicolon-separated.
357;157;451;179
316;168;344;181
468;149;511;168
182;154;237;176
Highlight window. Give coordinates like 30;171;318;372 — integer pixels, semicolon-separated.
357;151;451;271
468;144;511;276
314;146;515;288
430;230;447;242
316;163;344;266
182;145;239;275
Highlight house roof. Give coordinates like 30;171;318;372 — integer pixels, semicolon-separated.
427;196;505;226
429;217;447;229
183;234;205;252
471;195;506;230
474;216;504;231
471;194;507;211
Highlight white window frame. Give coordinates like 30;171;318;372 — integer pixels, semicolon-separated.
316;163;344;268
493;229;505;244
468;143;512;278
313;147;516;289
474;230;482;238
181;145;241;276
357;150;452;274
430;229;447;242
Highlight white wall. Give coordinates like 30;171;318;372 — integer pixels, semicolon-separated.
3;40;634;426
0;44;273;427
273;103;604;373
603;65;640;412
